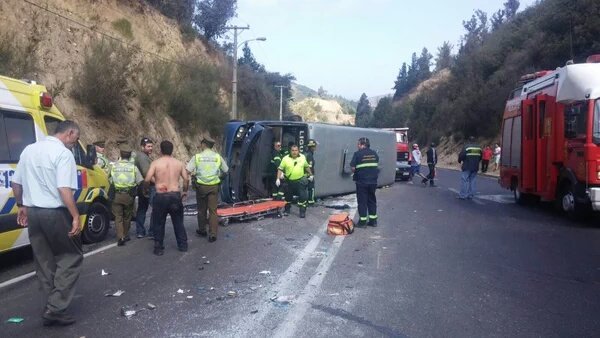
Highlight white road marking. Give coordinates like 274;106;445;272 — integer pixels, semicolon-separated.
273;235;346;338
0;242;118;290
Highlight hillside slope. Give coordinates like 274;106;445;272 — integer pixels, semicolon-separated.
0;0;217;159
290;97;354;125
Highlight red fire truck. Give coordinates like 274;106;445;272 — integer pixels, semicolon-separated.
499;55;600;217
383;128;411;180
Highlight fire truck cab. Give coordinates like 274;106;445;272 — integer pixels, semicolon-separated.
383;128;410;180
499;55;600;217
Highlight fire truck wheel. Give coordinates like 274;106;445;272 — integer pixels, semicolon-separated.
558;183;591;220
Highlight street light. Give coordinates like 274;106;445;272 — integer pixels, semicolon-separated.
232;36;266;120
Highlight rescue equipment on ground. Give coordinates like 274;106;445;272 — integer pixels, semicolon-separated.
327;212;354;236
184;198;286;226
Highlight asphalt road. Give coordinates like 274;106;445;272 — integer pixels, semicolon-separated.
1;168;599;337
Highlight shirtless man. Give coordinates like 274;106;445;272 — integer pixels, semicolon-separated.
144;140;189;256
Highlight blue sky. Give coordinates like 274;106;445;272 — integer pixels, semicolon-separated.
230;0;538;100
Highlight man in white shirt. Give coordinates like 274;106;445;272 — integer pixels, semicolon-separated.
410;143;425;182
11;120;82;327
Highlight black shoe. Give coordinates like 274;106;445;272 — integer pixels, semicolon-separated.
136;234;145;239
117;238;126;246
42;310;76;326
283;208;290;216
124;236;131;242
208;236;217;243
196;229;207;237
368;220;378;227
356;221;367;228
153;247;164;256
178;246;188;252
422;179;427;185
299;209;306;218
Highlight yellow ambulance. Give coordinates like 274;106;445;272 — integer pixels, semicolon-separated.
0;75;111;253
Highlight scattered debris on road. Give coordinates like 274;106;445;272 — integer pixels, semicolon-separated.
227;291;237;297
147;303;157;310
270;295;295;305
259;270;271;275
101;269;110;276
250;310;258;314
104;290;125;297
6;317;24;323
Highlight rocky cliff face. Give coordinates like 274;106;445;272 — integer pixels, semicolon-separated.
0;0;216;160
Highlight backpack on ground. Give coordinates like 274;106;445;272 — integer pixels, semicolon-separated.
327;212;354;235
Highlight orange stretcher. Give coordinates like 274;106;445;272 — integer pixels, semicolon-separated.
184;199;287;225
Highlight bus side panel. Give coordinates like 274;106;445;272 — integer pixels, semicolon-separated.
309;124;395;197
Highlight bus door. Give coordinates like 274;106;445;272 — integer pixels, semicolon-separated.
521;99;536;191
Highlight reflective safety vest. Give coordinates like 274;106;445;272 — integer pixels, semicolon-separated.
194;150;222;185
97;153;109;174
110;160;137;189
279;154;308;181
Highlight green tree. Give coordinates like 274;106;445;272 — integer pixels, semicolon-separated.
435;42;454;71
193;0;237;41
370;97;393;128
503;0;520;20
393;62;409;99
317;86;327;98
417;47;433;82
238;43;265;73
355;93;372;127
145;0;195;25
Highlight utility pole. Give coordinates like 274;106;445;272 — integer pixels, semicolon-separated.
275;85;287;121
225;25;249;120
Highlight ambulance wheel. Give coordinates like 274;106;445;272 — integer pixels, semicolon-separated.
82;202;110;244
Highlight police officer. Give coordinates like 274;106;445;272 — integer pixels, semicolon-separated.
93;140;110;175
269;141;284;200
277;144;312;218
109;144;143;246
186;136;229;243
305;139;318;206
350;137;379;227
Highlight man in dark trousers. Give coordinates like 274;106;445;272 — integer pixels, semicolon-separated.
269;140;284;200
350;137;379;227
11;120;82;326
458;136;482;199
277;144;312;218
305;139;318;206
422;142;438;187
135;137;154;239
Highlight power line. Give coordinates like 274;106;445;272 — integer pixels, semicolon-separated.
22;0;201;69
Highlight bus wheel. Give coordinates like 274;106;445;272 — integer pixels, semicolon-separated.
82;202;110;244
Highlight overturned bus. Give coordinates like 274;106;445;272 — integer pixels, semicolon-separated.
221;121;396;203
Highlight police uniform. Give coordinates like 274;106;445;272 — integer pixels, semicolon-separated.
278;153;310;218
270;147;285;200
350;141;379;226
305;139;317;206
109;144;143;245
93;141;110;175
187;137;228;242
